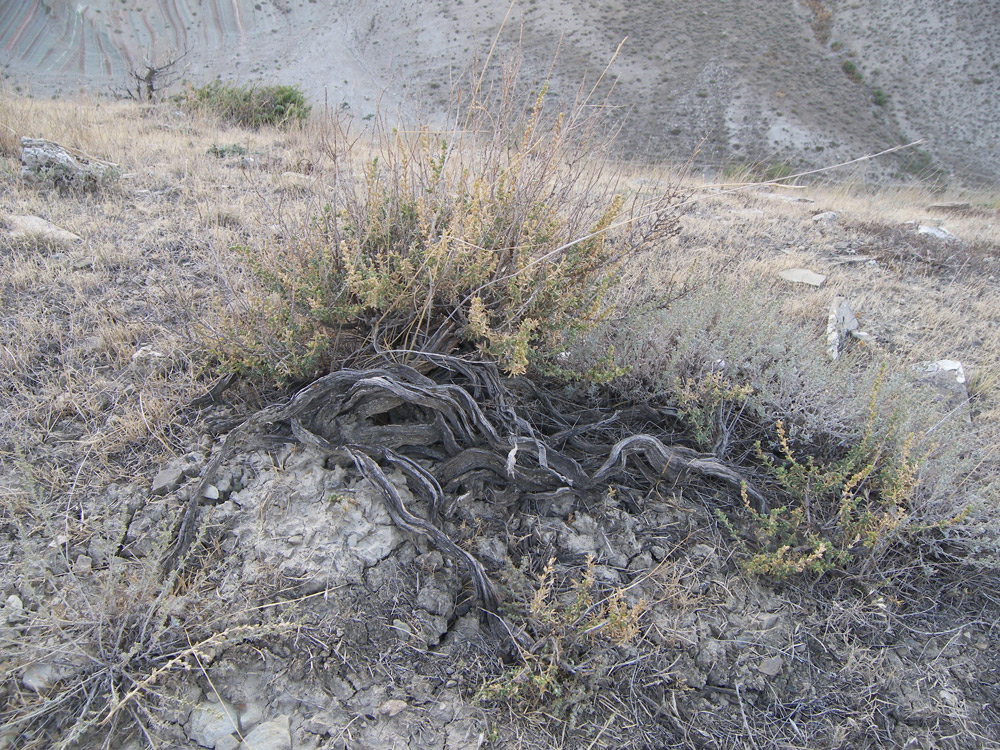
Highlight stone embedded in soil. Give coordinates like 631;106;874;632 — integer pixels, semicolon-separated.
188;699;241;748
812;211;838;223
379;699;408;717
151;462;185;496
758;613;780;629
779;268;827;287
4;215;82;245
917;225;958;241
916;359;971;421
238;715;291;750
20;137;118;190
21;654;87;692
757;656;784;677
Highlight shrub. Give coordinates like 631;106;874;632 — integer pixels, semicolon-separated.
205;61;682;383
872;87;888;106
183;81;311;127
841;60;862;82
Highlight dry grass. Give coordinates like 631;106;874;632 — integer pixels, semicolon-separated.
1;91;999;749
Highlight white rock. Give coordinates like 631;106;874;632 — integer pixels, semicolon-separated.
238;715;291;750
5;215;82;244
779;268;826;287
916;360;971;422
20;137;117;190
923;359;966;384
812;211;838;223
379;699;408;717
188;699;241;748
826;296;870;360
917;225;958;241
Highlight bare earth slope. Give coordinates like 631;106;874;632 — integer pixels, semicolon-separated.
2;0;998;182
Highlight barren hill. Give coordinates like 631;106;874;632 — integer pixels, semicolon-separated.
1;0;998;182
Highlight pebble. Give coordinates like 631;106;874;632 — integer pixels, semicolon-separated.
188;699;240;748
758;656;784;677
238;715;291;750
151;463;185;496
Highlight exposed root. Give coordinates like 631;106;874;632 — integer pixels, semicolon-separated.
164;354;762;632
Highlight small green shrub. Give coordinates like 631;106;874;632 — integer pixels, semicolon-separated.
716;374;949;579
872;87;887;106
183;81;310;127
841;60;862;82
206;143;248;158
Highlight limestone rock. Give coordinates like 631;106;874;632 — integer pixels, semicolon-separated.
238;715;291;750
826;296;871;360
758;656;784;677
917;360;970;420
811;211;838;223
4;215;82;245
151;461;186;496
188;699;240;748
917;225;958;241
21;654;88;692
20;137;118;190
779;268;826;287
379;699;408;717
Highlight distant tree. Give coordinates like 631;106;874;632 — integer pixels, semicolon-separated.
116;50;187;101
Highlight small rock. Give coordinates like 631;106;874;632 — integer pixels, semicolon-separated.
379;699;408;717
779;268;826;287
202;485;220;501
188;699;241;748
917;225;958;241
416;585;454;618
758;613;780;629
21;656;86;692
151;462;185;496
826;296;870;360
215;736;240;750
20;137;118;190
923;359;966;385
757;656;784;677
74;555;93;573
916;360;970;420
5;215;83;245
812;211;838;223
4;595;23;613
71;257;95;270
239;702;265;732
238;715;290;750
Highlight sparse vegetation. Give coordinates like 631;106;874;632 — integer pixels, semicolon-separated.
181;81;311;128
1;86;998;750
841;60;863;82
204;69;680;383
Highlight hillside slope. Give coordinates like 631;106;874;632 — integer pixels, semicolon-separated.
1;1;997;175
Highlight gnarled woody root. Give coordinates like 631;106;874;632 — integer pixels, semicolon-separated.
164;354;764;626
